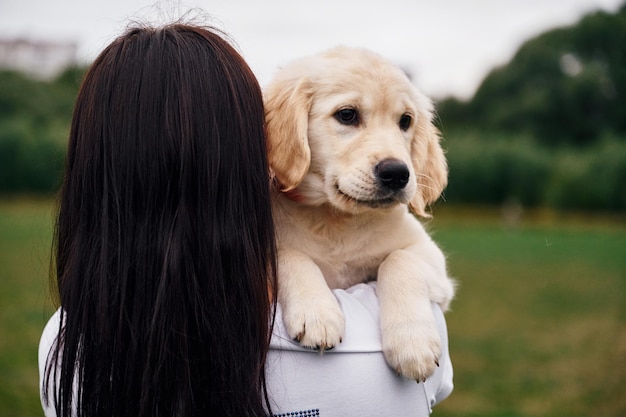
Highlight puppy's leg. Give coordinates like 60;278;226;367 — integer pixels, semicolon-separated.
377;248;442;381
419;237;456;312
278;248;345;350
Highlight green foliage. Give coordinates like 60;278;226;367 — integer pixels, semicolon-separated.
443;133;551;206
432;5;626;212
0;119;65;193
437;4;626;147
442;131;626;212
0;67;84;194
546;137;626;211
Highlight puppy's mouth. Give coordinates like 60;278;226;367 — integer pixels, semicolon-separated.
335;185;403;209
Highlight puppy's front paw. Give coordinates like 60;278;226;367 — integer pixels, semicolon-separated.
382;320;441;381
282;295;345;350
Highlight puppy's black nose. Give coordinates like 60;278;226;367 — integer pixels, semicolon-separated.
375;159;409;190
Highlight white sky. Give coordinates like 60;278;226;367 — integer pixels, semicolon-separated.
0;0;622;99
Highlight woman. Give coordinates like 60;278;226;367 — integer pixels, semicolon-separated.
39;21;453;417
39;23;276;417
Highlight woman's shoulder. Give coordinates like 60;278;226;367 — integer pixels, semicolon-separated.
267;282;454;416
39;308;62;417
39;308;62;369
270;282;383;353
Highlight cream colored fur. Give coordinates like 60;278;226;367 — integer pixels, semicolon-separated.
264;47;455;381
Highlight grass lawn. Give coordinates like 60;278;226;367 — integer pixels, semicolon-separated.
429;206;625;417
0;197;56;417
0;198;624;416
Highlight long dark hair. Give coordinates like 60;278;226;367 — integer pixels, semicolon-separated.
44;23;277;417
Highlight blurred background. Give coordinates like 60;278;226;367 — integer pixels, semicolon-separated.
0;1;624;416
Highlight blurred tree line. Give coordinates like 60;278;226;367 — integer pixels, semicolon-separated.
0;66;84;193
0;4;624;211
436;3;626;212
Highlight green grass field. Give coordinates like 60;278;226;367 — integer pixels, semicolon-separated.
0;198;624;417
430;206;626;417
0;198;56;417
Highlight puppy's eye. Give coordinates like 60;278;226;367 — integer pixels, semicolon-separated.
399;114;412;131
334;108;360;126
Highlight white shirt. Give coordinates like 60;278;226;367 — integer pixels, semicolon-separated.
39;282;453;417
266;282;453;417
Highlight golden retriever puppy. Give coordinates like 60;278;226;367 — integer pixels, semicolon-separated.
264;47;456;381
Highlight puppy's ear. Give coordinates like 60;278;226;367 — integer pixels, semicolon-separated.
409;109;448;218
264;78;313;191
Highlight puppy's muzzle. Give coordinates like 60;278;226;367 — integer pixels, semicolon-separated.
375;159;409;190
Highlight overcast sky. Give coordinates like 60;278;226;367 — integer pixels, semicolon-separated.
0;0;622;99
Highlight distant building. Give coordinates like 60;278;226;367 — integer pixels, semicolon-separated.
0;38;78;80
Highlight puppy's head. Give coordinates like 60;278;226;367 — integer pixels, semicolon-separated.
264;47;447;217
